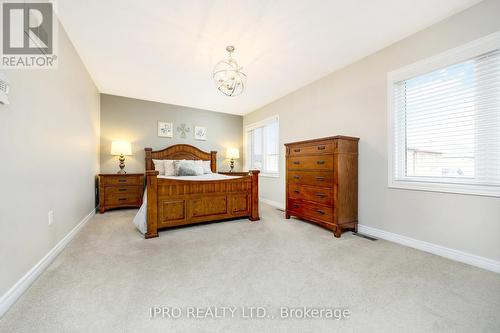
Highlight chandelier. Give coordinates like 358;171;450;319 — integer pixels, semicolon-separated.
213;46;247;96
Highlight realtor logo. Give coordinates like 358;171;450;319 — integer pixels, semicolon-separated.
1;1;58;68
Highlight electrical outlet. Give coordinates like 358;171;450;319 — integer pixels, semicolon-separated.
48;210;54;225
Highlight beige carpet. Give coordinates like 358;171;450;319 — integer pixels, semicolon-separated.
1;203;499;333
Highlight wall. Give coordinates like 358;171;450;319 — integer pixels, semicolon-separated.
0;24;100;299
100;94;243;173
243;0;500;261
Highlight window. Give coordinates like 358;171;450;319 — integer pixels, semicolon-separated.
245;116;279;176
388;32;500;197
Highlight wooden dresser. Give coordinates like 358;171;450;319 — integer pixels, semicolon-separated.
98;173;145;213
285;136;359;237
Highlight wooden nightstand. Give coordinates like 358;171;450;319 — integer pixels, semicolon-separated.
98;173;145;213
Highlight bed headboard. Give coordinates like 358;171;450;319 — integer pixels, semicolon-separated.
145;144;217;173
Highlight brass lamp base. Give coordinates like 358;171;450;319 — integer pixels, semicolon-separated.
117;154;127;174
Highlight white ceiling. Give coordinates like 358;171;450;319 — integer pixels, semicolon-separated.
57;0;481;115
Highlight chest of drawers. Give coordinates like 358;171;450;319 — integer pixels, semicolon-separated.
285;136;359;237
98;173;145;213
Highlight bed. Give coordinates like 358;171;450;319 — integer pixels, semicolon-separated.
142;144;259;238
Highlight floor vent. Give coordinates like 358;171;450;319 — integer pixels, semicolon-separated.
352;232;377;241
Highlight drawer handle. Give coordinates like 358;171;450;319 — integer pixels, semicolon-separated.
317;145;326;150
293;190;300;194
293;175;300;179
294;148;301;152
119;188;127;192
293;204;300;208
316;209;325;215
317;160;325;165
293;161;300;165
118;179;127;182
118;198;127;201
316;193;326;198
316;177;325;181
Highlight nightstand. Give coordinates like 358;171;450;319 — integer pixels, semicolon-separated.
98;173;145;213
218;172;252;176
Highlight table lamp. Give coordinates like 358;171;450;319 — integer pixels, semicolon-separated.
111;141;132;174
226;148;239;172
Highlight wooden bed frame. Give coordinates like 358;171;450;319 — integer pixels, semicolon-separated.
144;144;259;239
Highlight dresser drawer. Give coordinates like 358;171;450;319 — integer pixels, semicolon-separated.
106;193;140;205
102;175;143;186
105;185;141;196
287;155;334;170
288;142;333;156
288;199;334;223
288;184;333;206
287;170;333;187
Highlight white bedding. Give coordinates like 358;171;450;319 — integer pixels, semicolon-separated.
133;190;149;234
158;173;242;181
132;173;243;234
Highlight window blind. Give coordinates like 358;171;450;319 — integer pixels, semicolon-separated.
392;48;500;189
246;116;279;175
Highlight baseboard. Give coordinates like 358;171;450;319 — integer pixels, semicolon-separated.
0;208;96;318
260;198;285;210
358;224;500;274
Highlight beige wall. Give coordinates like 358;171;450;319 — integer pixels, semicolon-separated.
0;23;100;298
100;94;243;174
244;0;500;261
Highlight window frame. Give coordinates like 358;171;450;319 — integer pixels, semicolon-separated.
244;115;280;178
387;31;500;197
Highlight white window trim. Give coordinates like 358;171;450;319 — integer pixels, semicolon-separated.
387;31;500;198
244;115;280;178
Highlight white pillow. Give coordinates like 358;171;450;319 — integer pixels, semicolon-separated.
194;160;206;176
153;159;165;175
164;159;176;176
202;160;212;174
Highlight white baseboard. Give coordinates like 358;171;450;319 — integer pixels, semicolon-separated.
358;224;500;274
0;208;96;318
260;198;285;210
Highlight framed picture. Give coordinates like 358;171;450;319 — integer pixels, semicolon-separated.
158;121;173;138
194;126;207;141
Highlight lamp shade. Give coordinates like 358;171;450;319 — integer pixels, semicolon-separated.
226;148;239;159
110;141;132;156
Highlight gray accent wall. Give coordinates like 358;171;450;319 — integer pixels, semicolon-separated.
0;23;100;299
243;0;500;262
100;94;243;174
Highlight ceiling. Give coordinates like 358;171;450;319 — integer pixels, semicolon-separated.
57;0;481;115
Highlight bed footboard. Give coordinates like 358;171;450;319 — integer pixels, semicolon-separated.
249;170;260;221
144;170;259;238
145;170;159;239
